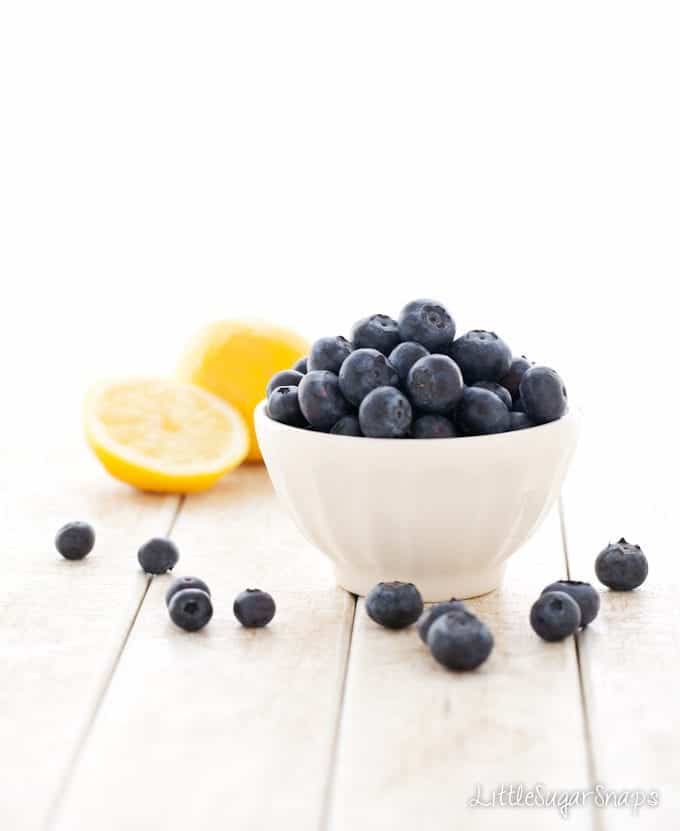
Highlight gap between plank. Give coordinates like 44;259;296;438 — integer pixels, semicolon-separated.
44;494;186;831
318;591;358;831
559;494;603;831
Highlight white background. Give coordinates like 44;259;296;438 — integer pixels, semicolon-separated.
1;1;679;446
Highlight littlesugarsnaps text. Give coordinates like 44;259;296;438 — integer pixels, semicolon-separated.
468;783;659;819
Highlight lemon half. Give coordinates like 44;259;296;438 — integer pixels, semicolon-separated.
177;319;308;461
84;377;249;493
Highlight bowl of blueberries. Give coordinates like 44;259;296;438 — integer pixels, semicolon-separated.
255;299;580;600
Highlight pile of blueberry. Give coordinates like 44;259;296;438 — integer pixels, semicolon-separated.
55;521;276;633
266;299;568;438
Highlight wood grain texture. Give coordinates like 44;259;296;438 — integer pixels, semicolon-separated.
327;507;593;830
52;466;355;831
0;426;178;831
561;416;679;830
7;407;677;830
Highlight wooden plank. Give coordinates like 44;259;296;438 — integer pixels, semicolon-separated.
327;507;593;831
52;466;355;831
0;430;179;831
561;415;679;830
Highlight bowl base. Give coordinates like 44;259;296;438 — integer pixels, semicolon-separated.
334;563;506;602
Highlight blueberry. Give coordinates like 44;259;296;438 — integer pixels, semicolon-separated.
266;370;303;398
233;589;276;627
365;581;424;629
298;371;352;430
397;299;456;352
541;580;599;626
416;598;465;644
330;414;363;436
351;314;401;355
55;521;95;560
427;608;494;670
406;354;464;414
456;387;511;435
165;576;211;608
388;341;430;385
137;537;179;574
595;538;648;591
293;356;308;374
472;381;512;409
411;414;457;439
308;336;352;373
359;386;412;438
267;386;307;427
509;411;533;431
519;366;568;425
338;348;399;406
450;330;513;383
512;398;527;413
530;591;581;641
499;356;532;399
168;588;213;631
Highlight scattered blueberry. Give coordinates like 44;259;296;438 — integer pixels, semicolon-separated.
233;589;276;627
165;576;211;608
298;370;352;430
519;366;568;425
168;588;213;631
351;314;401;355
308;336;353;373
512;397;526;413
397;299;456;352
509;411;533;431
359;386;412;438
450;330;513;383
266;370;303;398
530;591;581;641
427;608;494;670
456;387;511;435
412;414;457;438
339;348;399;406
595;538;648;591
416;598;466;644
365;581;424;629
330;414;363;436
55;521;95;560
541;580;599;626
472;381;512;409
388;341;430;385
406;354;464;414
267;386;307;427
293;356;308;374
137;537;179;574
499;356;532;399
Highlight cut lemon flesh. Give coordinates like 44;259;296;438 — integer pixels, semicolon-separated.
84;378;249;493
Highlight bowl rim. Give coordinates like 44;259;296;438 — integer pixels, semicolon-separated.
254;399;581;446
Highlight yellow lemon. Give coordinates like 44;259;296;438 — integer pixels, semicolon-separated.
177;320;308;461
84;377;249;493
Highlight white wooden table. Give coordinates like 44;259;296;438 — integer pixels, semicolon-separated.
1;406;677;831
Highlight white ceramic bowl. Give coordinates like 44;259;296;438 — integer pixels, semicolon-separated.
254;401;580;601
